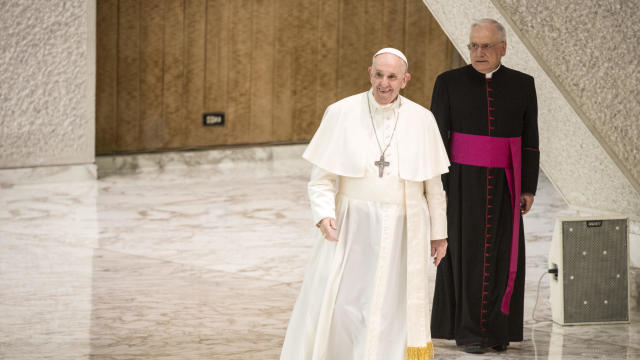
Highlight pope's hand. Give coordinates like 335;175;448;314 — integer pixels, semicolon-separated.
319;217;338;242
431;239;447;266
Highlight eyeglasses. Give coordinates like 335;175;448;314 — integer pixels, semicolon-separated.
467;41;504;52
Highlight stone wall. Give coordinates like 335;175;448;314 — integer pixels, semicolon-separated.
0;0;95;172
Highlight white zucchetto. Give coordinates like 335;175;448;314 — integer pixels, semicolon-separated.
373;48;408;68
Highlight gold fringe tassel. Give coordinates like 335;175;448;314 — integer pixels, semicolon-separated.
406;341;434;360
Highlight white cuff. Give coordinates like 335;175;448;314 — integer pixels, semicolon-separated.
308;166;337;225
425;175;447;240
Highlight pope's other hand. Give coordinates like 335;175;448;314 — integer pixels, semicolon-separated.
319;217;338;242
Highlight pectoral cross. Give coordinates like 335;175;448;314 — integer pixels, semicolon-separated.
374;154;390;178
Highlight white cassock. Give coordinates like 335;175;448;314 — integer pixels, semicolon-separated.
281;90;450;360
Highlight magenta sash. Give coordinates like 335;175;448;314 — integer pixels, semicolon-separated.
450;132;521;315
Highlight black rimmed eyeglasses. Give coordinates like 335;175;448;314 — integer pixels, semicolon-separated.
467;41;504;51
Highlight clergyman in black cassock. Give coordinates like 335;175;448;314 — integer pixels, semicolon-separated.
429;19;539;354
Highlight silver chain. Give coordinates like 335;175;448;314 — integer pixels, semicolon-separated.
366;92;400;158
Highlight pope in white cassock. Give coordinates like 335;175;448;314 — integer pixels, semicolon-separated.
280;48;450;360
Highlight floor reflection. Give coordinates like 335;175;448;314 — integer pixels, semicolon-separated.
0;151;638;359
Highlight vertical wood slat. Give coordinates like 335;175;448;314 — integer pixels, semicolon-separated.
184;0;206;148
291;0;318;141
117;0;141;151
97;0;457;154
382;0;405;48
139;0;165;150
271;0;296;142
96;0;118;154
363;0;380;52
337;0;368;100
202;0;229;147
164;0;186;148
403;0;429;107
225;0;252;144
363;0;405;56
249;0;275;143
314;0;340;133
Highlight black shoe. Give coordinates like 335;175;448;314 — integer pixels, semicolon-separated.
492;344;508;352
463;344;486;354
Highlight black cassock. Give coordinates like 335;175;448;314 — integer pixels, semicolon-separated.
430;65;539;347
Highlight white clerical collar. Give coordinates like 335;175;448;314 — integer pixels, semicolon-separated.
485;64;501;79
367;88;401;112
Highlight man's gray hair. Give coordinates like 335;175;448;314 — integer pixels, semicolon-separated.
471;18;507;42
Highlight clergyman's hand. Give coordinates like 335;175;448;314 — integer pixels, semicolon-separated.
430;239;447;266
318;217;338;242
520;193;534;215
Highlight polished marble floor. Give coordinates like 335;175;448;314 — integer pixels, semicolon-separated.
1;147;638;359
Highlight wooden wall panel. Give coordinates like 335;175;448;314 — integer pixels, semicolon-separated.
271;0;296;142
202;0;229;146
139;0;166;150
291;0;318;141
403;0;431;106
337;1;367;100
164;0;186;149
315;0;340;127
225;0;252;144
96;0;118;153
96;0;459;154
363;0;405;56
250;0;275;143
382;0;406;47
116;0;141;151
184;0;206;148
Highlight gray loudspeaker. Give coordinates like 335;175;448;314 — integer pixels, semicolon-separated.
548;217;629;325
